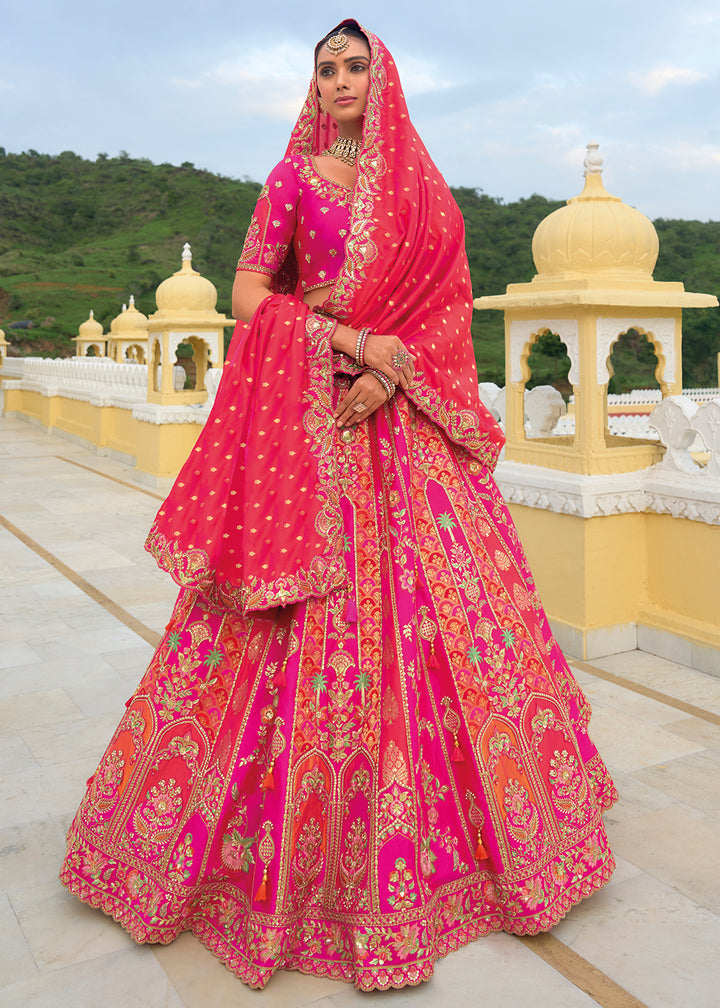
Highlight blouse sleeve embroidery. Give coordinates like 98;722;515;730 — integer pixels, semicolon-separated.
236;159;299;276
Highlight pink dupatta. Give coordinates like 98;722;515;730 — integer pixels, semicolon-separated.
146;20;504;615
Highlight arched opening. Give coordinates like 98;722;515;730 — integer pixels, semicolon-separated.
607;328;660;395
86;344;99;357
190;336;211;392
604;328;662;443
174;342;193;390
125;343;146;365
175;336;211;391
526;329;572;399
515;328;573;441
152;339;162;392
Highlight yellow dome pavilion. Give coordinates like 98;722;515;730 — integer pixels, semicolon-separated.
146;243;232;406
531;143;659;281
110;296;149;335
155;243;218;315
78;310;104;339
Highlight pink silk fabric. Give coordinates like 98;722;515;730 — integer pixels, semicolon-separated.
146;298;348;614
236;155;352;293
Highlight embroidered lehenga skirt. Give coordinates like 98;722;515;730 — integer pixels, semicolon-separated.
60;394;617;991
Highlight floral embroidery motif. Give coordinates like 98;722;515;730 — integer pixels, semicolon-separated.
167;832;195;884
338;818;369;909
130;778;183;857
84;749;125;819
503;778;540;856
549;749;589;815
387;857;418;910
378;783;417;842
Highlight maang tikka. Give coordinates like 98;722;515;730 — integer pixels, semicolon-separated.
325;32;349;54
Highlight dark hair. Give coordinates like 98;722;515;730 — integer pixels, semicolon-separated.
314;20;369;66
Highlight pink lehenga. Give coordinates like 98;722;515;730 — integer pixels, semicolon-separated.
60;20;617;992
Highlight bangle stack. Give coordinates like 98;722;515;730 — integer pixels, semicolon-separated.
355;327;372;367
366;367;396;402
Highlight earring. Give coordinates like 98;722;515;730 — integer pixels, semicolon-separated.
318;96;326;113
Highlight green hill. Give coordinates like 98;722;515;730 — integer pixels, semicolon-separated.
1;149;718;392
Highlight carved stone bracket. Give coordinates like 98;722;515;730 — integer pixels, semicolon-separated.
693;399;720;480
648;395;699;474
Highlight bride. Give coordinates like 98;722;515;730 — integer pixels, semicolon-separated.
60;19;617;991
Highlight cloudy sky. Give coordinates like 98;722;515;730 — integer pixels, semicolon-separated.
3;0;719;221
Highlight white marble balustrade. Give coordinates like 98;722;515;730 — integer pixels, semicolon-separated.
2;356;191;410
478;383;720;524
10;356;148;407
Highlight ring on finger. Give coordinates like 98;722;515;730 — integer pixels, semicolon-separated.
352;402;367;413
392;350;409;368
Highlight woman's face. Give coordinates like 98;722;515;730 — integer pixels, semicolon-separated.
316;35;371;128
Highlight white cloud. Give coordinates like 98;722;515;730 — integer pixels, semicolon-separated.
391;52;456;96
172;42;311;121
654;140;720;170
629;65;708;96
172;42;457;121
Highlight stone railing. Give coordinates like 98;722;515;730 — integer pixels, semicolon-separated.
553;413;662;440
2;355;223;428
4;356;188;408
13;356;149;406
606;388;720;407
479;384;720;524
0;357;27;381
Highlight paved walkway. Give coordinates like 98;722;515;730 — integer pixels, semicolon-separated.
1;413;719;1008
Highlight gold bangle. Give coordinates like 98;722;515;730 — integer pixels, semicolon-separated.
366;367;395;402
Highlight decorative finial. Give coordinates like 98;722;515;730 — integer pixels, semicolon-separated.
122;303;127;312
129;294;135;307
89;310;94;319
583;142;603;177
182;242;192;262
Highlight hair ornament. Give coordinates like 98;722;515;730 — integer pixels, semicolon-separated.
325;32;349;54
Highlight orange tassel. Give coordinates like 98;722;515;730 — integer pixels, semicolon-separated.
255;871;268;902
428;646;440;670
475;836;489;860
261;762;275;790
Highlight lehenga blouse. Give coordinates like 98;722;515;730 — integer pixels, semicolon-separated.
236;154;352;294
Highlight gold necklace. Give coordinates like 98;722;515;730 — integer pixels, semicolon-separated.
323;135;360;166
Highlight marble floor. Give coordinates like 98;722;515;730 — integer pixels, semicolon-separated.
1;413;719;1008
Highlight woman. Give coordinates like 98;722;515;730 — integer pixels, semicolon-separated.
60;20;617;991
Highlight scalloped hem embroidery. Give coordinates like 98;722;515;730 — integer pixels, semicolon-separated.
59;841;615;993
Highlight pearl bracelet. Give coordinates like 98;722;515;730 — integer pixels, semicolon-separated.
355;327;372;367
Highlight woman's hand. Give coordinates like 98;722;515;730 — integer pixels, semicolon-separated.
362;334;416;390
330;324;416;390
334;372;388;428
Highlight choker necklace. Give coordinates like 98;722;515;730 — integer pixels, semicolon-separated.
323;135;360;166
